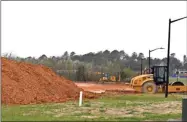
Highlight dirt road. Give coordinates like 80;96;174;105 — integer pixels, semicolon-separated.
75;82;135;94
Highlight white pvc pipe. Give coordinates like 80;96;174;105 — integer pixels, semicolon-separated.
79;91;83;106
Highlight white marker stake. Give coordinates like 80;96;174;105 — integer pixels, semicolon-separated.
79;91;83;106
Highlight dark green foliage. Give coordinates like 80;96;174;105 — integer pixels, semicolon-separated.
76;65;86;81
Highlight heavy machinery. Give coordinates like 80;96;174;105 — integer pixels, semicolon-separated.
99;72;120;82
130;66;187;93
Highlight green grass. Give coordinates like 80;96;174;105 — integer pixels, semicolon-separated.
169;77;187;85
2;94;183;121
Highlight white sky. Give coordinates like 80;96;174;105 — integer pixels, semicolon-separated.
1;1;187;61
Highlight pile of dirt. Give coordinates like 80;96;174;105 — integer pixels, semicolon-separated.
1;57;98;105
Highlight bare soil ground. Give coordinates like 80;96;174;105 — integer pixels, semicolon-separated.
75;82;136;94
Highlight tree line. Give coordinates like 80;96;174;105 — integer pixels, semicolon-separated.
3;50;187;82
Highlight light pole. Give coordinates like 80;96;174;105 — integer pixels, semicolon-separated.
165;16;187;98
149;47;165;73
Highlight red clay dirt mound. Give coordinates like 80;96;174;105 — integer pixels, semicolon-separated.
1;57;97;105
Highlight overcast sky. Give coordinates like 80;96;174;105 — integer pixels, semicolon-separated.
1;1;187;61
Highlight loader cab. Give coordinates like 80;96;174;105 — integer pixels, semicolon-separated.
101;73;110;79
151;66;167;85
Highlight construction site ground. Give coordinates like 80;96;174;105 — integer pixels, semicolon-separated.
74;82;136;94
1;58;183;121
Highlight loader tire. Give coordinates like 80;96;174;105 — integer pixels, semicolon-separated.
142;81;157;94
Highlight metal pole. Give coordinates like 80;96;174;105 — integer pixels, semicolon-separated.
165;19;171;98
149;50;151;74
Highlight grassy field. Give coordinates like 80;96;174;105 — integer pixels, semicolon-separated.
169;77;187;85
2;93;184;121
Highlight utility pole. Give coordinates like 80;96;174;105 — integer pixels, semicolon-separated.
165;19;171;98
165;16;187;98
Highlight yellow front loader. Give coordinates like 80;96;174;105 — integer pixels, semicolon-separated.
99;72;120;83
